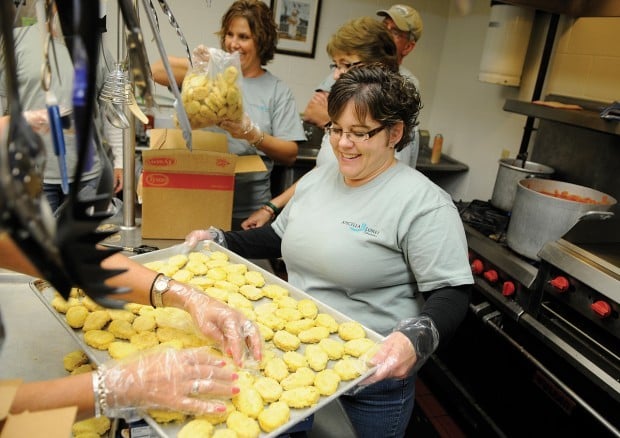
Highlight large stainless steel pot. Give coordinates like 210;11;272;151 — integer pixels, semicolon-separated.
491;158;554;211
506;179;616;260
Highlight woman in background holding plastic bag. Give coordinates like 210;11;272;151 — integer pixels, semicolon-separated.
151;0;306;230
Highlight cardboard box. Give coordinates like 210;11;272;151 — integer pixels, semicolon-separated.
141;129;266;238
0;379;77;438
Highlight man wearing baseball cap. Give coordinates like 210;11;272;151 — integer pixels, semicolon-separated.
377;4;423;67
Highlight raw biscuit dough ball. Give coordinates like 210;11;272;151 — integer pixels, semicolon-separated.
124;302;150;315
188;250;209;264
315;313;339;333
257;322;274;341
82;310;111;332
207;268;227;282
282;351;308;371
143;260;164;271
189;276;215;290
254;302;278;315
209;250;229;261
167;253;189;268
227;292;253;310
318;338;345;360
298;326;330;344
107;308;136;323
285;318;315;335
275;307;302;322
261;283;288;299
178;418;214;438
334;357;365;381
253;376;283;403
51;294;70;313
214;280;240;293
338;321;366;341
132;314;157;332
108;341;140;360
84;330;115;350
130;331;160;350
281;367;315;390
344;337;376;357
72;416;111;436
172;268;193;283
226;410;261;438
185;259;208;275
205;286;229;302
224;262;248;275
245;270;265;287
195;400;235;425
227;272;247;287
297;299;318;319
81;296;104;312
107;319;136;340
258;400;290;433
280;386;320;409
65;305;89;328
206;259;229;269
257;313;285;331
264;357;289;382
314;369;342;396
63;350;89;372
304;344;329;372
273;330;300;351
147;409;186;424
239;284;264;301
274;296;298;309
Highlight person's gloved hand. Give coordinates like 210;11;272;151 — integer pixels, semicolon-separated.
191;44;210;65
23;109;50;134
361;316;439;385
164;278;262;367
218;113;262;145
183;226;226;251
95;347;239;419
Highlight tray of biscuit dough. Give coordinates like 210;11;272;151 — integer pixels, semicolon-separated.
30;241;384;438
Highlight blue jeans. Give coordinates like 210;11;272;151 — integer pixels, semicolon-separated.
340;374;416;438
43;178;100;216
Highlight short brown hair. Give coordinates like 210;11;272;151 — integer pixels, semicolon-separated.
217;0;278;66
326;17;398;72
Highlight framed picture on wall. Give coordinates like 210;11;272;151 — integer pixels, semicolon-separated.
270;0;322;58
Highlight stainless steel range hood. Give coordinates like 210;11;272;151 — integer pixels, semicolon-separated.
499;0;620;17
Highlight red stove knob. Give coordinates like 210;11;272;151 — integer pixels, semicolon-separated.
549;276;570;292
502;281;516;297
483;270;499;283
471;259;484;275
591;301;612;318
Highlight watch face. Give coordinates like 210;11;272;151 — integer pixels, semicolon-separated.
155;277;169;292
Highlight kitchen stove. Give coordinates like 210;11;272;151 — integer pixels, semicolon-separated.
419;200;620;437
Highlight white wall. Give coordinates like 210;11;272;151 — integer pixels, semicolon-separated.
103;0;620;203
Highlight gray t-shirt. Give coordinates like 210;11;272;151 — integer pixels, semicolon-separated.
0;25;103;184
207;70;306;219
272;161;473;336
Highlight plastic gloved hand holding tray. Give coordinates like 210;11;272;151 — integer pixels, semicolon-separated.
30;241;383;438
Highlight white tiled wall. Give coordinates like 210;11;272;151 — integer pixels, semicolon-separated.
547;17;620;102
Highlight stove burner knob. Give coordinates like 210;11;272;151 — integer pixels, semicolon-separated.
549;276;570;292
483;270;498;283
502;281;516;297
471;259;484;275
591;300;612;318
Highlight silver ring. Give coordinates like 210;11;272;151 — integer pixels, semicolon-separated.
190;379;200;396
242;320;254;335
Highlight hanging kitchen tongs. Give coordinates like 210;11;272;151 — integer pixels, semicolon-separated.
0;1;72;292
36;0;70;194
140;0;192;150
50;0;128;306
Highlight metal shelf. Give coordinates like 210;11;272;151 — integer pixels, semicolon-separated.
503;99;620;136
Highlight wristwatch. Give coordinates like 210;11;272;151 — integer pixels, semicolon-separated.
151;274;172;308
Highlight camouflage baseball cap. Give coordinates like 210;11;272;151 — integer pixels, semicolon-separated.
377;4;423;42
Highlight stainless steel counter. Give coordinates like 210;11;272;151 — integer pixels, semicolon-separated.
0;273;82;382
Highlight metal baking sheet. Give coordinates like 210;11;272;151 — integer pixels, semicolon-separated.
30;241;384;437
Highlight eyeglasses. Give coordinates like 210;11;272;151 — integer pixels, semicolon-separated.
387;26;414;42
329;61;362;72
325;124;386;143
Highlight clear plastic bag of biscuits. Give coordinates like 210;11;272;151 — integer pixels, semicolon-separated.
180;46;244;129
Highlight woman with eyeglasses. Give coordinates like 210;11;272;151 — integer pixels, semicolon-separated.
185;64;473;437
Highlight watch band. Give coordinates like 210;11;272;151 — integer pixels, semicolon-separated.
150;273;172;308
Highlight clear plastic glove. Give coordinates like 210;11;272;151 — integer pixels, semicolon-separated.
95;347;239;419
23;109;50;134
191;44;211;65
165;280;262;367
218;113;262;144
241;207;273;230
361;316;439;385
183;226;226;251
